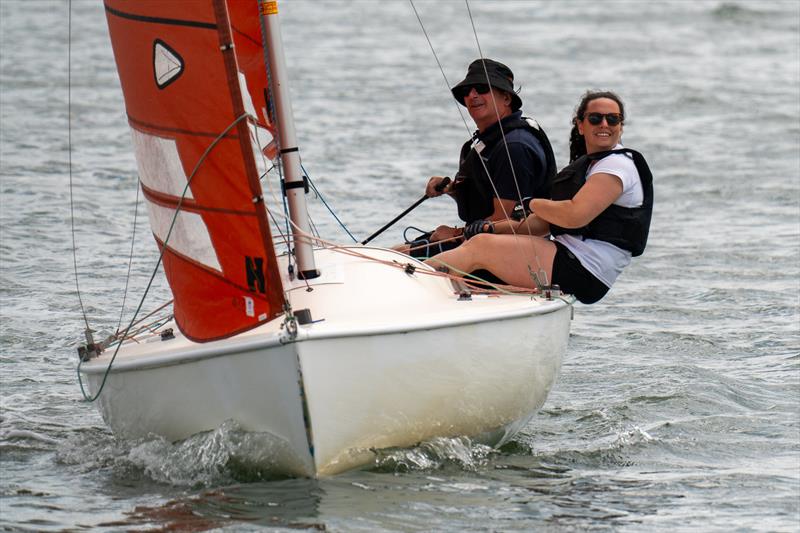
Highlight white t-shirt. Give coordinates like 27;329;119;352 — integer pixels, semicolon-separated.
554;144;643;288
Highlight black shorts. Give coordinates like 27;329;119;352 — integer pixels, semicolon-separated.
551;241;609;304
406;231;462;259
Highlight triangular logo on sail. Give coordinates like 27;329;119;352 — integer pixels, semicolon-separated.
153;39;183;89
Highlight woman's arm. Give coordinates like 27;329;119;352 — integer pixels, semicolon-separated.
531;172;623;229
491;215;550;236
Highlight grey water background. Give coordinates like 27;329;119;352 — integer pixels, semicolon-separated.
1;0;798;530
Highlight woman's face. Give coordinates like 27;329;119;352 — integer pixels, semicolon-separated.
578;97;624;153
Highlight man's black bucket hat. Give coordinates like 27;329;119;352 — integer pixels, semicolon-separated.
451;58;522;111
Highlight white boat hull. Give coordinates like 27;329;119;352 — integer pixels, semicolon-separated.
81;247;572;477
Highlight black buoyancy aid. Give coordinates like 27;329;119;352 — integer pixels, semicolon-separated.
454;116;557;223
549;148;653;257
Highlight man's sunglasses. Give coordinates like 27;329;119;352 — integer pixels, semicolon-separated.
456;84;492;98
586;112;623;126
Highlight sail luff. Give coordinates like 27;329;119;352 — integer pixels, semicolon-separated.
213;0;286;315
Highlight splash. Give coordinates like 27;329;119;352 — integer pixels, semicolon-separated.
371;436;495;474
56;420;301;487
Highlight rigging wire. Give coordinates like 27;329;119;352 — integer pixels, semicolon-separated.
408;0;473;135
410;0;528;254
252;125;294;260
302;164;358;243
252;126;357;247
464;0;548;287
253;127;293;257
115;183;141;334
259;46;299;285
409;0;548;288
67;0;92;335
408;0;515;225
464;1;524;223
106;299;173;348
259;169;292;247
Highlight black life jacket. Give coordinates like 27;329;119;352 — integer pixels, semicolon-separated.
549;148;653;257
454;116;557;223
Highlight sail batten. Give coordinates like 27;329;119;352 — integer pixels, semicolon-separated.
106;0;285;341
139;186;260;218
128;116;241;140
104;5;218;30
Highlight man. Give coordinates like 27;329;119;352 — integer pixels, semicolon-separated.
402;58;557;258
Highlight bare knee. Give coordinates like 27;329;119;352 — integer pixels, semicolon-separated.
463;233;494;249
459;233;499;268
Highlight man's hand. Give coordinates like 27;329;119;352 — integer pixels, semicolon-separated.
430;224;463;242
425;176;453;197
464;219;494;239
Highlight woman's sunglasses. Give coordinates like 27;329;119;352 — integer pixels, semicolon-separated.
586;112;623;126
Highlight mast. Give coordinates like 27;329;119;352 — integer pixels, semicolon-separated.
258;0;319;280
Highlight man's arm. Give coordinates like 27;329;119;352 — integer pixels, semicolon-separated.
487;197;518;221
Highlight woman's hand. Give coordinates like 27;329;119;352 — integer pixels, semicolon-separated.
464;219;494;239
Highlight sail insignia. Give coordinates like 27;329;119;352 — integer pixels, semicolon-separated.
153;39;183;89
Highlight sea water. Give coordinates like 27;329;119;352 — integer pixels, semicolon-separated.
1;1;798;531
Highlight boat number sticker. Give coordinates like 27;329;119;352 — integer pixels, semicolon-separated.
260;1;278;15
244;296;255;317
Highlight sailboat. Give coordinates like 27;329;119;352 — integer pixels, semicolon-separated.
78;0;574;477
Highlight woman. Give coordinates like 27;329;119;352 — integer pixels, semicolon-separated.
426;90;653;304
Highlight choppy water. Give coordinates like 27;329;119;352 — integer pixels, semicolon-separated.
1;0;799;531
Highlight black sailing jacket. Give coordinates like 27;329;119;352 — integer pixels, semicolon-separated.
549;148;653;257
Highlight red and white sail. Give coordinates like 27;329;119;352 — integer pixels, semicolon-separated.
104;0;285;341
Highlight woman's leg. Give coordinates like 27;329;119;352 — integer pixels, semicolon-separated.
425;233;558;289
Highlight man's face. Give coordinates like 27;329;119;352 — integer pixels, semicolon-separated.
463;86;512;131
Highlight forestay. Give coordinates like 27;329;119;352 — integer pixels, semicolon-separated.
104;0;285;341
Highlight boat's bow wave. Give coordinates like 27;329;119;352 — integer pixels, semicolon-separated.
57;419;303;486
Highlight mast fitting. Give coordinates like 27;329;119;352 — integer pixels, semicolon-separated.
281;176;309;195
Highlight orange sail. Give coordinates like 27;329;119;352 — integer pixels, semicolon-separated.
104;0;285;341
